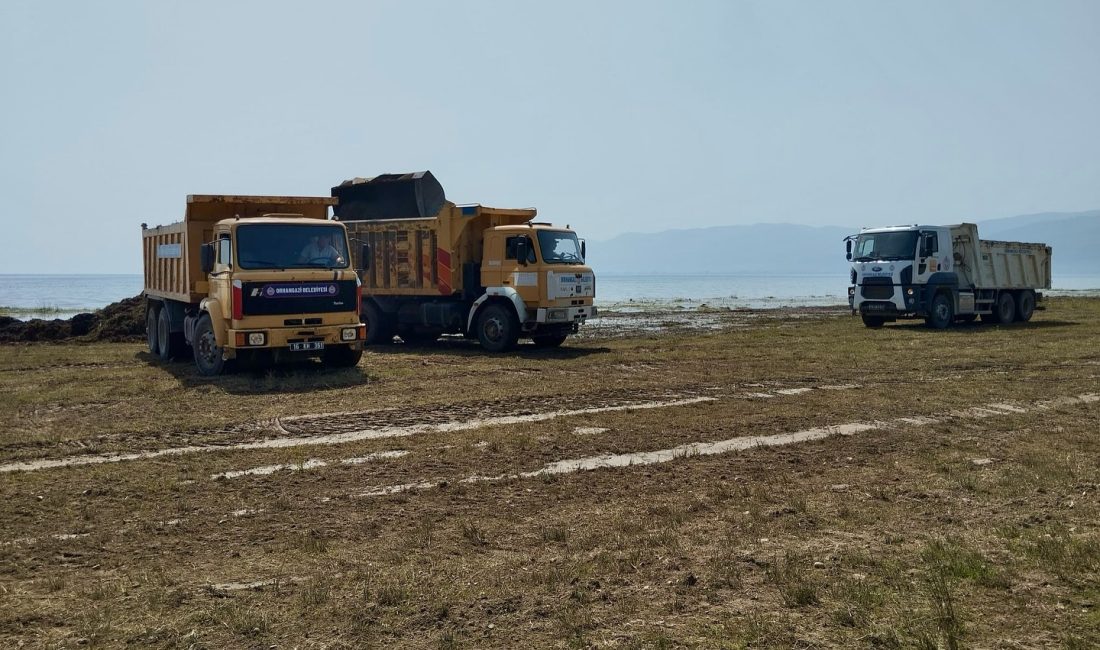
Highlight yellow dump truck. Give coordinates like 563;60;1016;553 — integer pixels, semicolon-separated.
332;172;596;352
142;195;365;375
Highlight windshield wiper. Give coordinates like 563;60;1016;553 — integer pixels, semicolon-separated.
283;261;336;268
242;259;283;268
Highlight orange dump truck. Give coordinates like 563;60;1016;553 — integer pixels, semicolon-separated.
333;172;596;351
141;195;365;375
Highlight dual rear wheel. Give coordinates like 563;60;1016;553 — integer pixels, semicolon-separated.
981;291;1034;324
146;303;184;360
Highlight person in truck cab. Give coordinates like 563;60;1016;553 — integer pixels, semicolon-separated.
298;234;343;266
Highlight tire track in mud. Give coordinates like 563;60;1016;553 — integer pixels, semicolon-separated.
272;387;705;436
351;393;1100;498
185;384;859;481
0;387;701;464
0;361;144;374
0;390;719;473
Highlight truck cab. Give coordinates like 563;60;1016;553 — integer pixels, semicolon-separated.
847;225;955;324
195;216;364;372
477;223;596;348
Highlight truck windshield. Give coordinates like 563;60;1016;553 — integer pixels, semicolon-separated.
853;231;917;262
536;230;584;264
237;224;350;269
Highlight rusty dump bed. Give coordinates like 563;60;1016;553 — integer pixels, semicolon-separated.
342;203;536;297
142;195;336;304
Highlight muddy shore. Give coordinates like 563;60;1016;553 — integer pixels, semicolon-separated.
0;293;847;345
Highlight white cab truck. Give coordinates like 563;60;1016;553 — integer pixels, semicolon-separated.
846;223;1051;329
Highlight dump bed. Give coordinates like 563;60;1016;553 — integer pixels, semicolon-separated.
950;223;1051;291
142;195;336;303
340;203;536;297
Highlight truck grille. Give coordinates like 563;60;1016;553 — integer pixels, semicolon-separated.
241;280;357;316
860;278;895;300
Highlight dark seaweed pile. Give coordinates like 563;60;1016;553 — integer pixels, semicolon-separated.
0;295;145;343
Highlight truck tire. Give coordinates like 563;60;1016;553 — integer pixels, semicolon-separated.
146;306;160;356
532;333;568;348
1015;290;1035;322
157;308;183;361
476;303;519;352
323;344;363;368
861;314;885;328
361;302;394;345
192;314;228;376
925;292;954;330
991;292;1016;324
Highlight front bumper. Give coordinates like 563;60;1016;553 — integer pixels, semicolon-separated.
535;305;597;324
852;284;926;316
225;323;365;354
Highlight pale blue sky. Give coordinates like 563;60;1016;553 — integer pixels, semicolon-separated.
1;0;1097;273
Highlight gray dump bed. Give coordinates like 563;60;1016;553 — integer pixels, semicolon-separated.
950;223;1051;291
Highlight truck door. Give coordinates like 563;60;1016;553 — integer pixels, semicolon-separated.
916;230;939;280
211;232;233;321
917;228;952;281
502;234;539;303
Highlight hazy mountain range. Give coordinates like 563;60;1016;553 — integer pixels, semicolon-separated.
590;210;1099;276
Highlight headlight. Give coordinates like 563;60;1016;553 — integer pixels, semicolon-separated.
248;332;265;346
906;288;914;296
341;327;357;341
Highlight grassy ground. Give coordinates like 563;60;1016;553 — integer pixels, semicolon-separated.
0;298;1098;648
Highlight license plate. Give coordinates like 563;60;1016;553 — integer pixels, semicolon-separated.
289;341;324;352
864;303;888;311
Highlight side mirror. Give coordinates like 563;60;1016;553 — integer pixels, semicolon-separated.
515;238;529;266
845;240;852;261
919;234;936;258
580;239;586;261
360;243;371;271
200;243;215;274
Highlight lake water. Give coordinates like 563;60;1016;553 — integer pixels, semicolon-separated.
1;272;1098;319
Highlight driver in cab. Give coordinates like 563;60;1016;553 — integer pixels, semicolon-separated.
298;234;344;266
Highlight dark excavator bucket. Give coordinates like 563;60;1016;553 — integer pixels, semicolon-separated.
331;170;446;221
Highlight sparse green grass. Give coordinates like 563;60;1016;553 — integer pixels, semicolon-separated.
766;553;821;608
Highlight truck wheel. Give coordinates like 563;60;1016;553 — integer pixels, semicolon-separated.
861;314;885;328
992;292;1016;324
532;334;568;348
476;303;519;352
323;345;363;368
1015;290;1035;322
146;306;160;356
925;293;954;330
157;308;182;361
192;314;227;376
361;302;394;345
